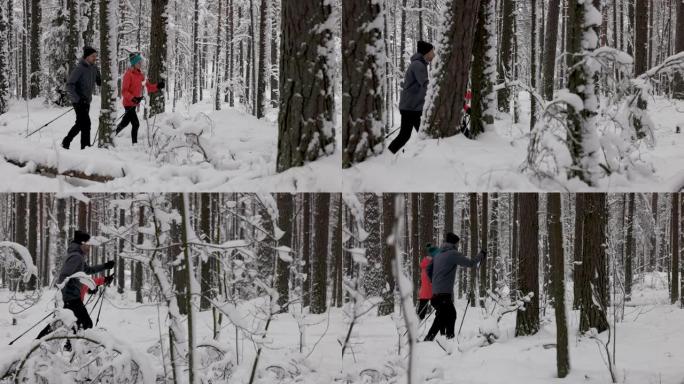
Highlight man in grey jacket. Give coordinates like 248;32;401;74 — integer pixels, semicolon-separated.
56;230;114;330
424;232;486;341
388;41;435;154
62;46;101;150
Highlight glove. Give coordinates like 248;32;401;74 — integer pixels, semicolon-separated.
88;287;98;294
157;79;165;90
104;274;115;285
481;249;488;257
132;96;144;104
104;260;115;270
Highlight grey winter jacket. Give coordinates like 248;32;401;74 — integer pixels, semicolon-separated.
427;243;485;295
57;242;107;302
398;53;430;112
66;59;102;104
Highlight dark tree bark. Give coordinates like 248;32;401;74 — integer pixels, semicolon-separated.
149;0;168;116
97;0;116;148
256;0;267;118
192;0;199;104
170;194;188;315
135;206;144;303
27;194;38;289
671;193;680;304
276;193;292;311
548;193;569;377
578;193;608;334
411;194;420;302
479;193;488;303
117;202;125;294
470;0;495;138
498;0;515;111
342;0;384;167
333;198;343;307
0;1;9;114
530;0;537;130
515;193;540;336
310;193;330;314
28;0;40;98
200;194;211;310
542;0;560;101
419;193;434;267
424;0;480;138
573;193;583;309
277;0;335;172
469;193;478;307
379;195;395;315
634;0;648;76
675;0;684;98
302;193;311;308
490;193;499;292
625;193;635;300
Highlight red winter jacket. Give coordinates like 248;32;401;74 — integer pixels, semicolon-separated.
79;276;105;302
121;68;159;107
419;257;433;299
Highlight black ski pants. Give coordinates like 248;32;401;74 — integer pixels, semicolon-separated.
388;110;421;154
425;293;456;341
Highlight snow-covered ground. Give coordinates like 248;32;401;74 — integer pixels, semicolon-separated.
0;98;341;192
1;273;681;383
343;94;684;192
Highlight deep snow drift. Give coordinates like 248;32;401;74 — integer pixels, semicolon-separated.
0;98;340;192
343;93;684;192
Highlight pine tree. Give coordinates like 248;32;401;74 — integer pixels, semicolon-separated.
302;193;311;308
342;0;384;168
192;0;199;104
379;194;395;315
498;0;515;111
548;193;569;377
675;0;684;99
310;193;330;314
276;193;292;311
542;0;560;101
634;0;648;76
270;0;279;107
515;193;540;336
277;0;336;172
256;0;267;118
149;0;168;117
490;193;499;291
671;193;680;304
578;193;608;333
625;193;635;300
27;194;38;290
98;0;117;148
566;0;602;185
67;0;78;75
363;194;385;311
469;193;478;307
0;2;9;114
411;194;420;302
479;193;488;303
470;0;496;138
423;0;480;138
27;0;40;99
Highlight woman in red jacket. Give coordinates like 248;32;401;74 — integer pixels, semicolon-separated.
115;52;165;144
417;244;440;320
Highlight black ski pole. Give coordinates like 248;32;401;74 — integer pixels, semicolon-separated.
8;311;54;345
457;291;472;338
384;126;400;139
25;108;74;138
94;285;106;326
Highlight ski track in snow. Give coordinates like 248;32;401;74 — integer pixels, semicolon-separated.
343;94;684;192
0;98;341;192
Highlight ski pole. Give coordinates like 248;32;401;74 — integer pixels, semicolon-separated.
8;311;54;345
25;108;74;138
91;111;126;147
457;291;472;338
384;126;401;139
94;285;106;326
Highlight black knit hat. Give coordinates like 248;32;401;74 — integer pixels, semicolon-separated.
417;41;434;56
445;232;460;245
73;230;91;244
83;46;98;58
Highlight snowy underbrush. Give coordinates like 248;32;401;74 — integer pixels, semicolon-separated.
143;112;242;171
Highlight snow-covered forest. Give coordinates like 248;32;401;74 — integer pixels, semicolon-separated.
0;192;682;383
342;0;684;192
0;0;340;192
0;192;341;383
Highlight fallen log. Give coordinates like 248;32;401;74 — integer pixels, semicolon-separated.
3;157;120;183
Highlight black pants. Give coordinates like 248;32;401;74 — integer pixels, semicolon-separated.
388;110;421;154
36;299;93;339
116;106;140;143
63;103;91;149
425;294;456;341
417;299;431;320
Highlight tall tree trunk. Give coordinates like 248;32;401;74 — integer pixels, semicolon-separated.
674;0;684;98
548;193;569;377
671;193;680;304
333;198;343;307
625;193;635;300
276;193;292;311
490;193;499;292
424;0;480;138
470;0;496;138
277;0;336;172
469;193;478;307
379;194;395;315
270;0;279;107
149;0;168;116
310;193;330;314
192;0;199;104
515;193;540;336
573;193;583;308
0;1;9;114
634;0;648;76
98;0;117;148
578;193;608;333
28;0;40;98
479;193;488;304
27;194;38;289
542;0;560;101
498;0;514;111
302;193;311;308
256;0;267;118
530;0;538;130
411;194;420;303
342;0;384;167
